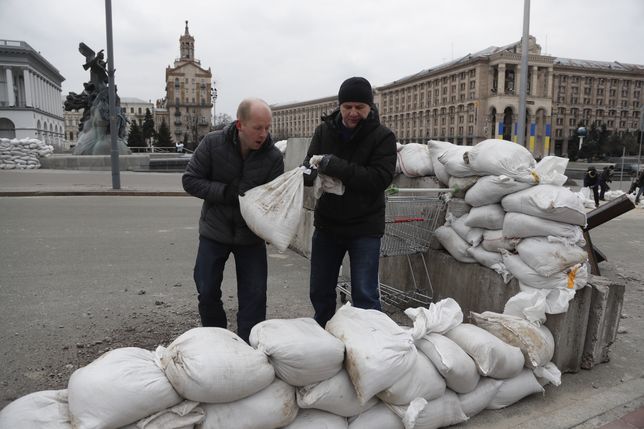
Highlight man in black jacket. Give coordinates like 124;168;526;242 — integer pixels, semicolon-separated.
583;166;600;208
302;77;397;327
182;98;284;342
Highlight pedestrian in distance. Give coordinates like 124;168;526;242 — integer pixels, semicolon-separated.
182;98;284;342
599;165;614;201
635;169;644;205
584;166;600;208
301;77;397;327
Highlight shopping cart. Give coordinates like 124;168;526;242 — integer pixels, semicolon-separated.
337;187;448;309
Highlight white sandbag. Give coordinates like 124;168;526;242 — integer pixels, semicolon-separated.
464;175;532;207
465;204;506;230
274;139;287;154
158;327;274;403
501;184;587;226
464;139;537;183
297;369;378;417
533;362;562;386
405;297;463;339
67;347;182;429
398;143;434;177
504;287;577;321
470;311;555;369
466;245;513;283
348;402;404;429
200;379;297;429
516;237;588;277
433;225;477;263
283;409;348;428
438;145;476;177
486;369;545;409
448;175;478;198
503;212;585;244
480;229;520;253
534;156;569;186
325;303;417;405
131;400;205;429
503;253;589;291
427;140;453;185
458;378;504;417
448;213;484;247
0;390;70;429
249;318;344;386
445;323;525;379
395;143;403;174
417;333;480;394
446;197;471;218
388;391;468;429
239;167;304;251
377;351;446;405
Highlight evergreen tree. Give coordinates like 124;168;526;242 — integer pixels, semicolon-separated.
127;121;144;152
142;108;156;146
155;120;174;148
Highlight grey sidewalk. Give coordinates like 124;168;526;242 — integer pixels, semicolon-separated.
0;169;187;196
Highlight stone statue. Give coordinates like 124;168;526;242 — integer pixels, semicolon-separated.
64;43;130;155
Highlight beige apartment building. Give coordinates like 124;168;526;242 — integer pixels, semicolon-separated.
271;37;643;158
164;21;213;150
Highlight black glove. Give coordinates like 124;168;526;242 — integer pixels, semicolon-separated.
303;167;318;187
317;154;349;178
224;179;241;205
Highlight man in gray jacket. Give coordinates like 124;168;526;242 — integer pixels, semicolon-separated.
182;98;284;342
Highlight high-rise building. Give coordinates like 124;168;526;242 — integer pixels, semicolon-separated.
0;40;65;149
271;37;643;158
164;21;213;150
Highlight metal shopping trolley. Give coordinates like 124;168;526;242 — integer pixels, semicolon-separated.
337;187;448;309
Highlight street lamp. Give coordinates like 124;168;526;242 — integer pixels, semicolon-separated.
577;126;587;151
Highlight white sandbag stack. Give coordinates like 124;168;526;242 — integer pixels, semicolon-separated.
249;317;345;386
0;137;53;169
2;298;558;427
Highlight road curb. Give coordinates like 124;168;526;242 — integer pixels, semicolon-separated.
0;191;189;197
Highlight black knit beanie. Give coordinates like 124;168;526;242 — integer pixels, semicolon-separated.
338;77;373;105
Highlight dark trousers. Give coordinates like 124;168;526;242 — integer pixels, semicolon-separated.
599;182;609;200
588;185;599;207
309;229;381;327
193;235;267;342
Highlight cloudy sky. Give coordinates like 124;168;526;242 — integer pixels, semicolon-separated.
1;0;643;118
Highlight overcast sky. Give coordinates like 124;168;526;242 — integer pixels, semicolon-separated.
1;0;643;118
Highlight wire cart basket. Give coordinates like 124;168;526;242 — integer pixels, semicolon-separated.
337;188;447;309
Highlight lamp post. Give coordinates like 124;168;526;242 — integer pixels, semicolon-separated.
211;82;218;130
577;126;587;151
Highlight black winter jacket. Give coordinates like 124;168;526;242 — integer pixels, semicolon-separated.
183;123;284;245
303;107;397;237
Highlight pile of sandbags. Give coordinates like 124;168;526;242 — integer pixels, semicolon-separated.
1;300;558;429
423;140;589;321
0;137;53;169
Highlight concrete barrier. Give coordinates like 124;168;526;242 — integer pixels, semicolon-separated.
40;154;150;171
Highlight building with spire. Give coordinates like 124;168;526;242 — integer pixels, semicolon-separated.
164;21;213;150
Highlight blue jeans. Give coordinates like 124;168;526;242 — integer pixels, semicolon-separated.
310;229;381;327
193;236;267;342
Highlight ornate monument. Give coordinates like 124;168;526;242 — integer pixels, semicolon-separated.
64;43;130;155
